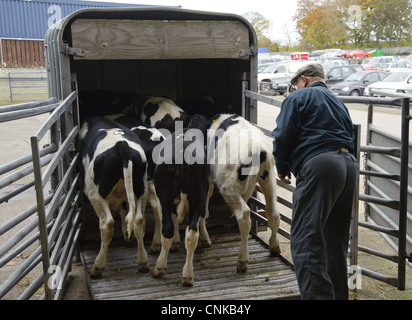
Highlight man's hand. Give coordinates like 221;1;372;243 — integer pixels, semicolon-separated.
278;172;292;185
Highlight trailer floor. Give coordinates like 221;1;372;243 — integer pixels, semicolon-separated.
80;232;300;300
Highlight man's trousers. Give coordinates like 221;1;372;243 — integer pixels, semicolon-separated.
290;150;358;300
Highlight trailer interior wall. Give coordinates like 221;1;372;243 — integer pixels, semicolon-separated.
48;8;258;242
59;9;257;120
72;58;249;115
72;56;251;241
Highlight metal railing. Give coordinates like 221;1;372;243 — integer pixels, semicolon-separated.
341;91;411;290
0;92;82;299
6;72;48;103
243;88;411;291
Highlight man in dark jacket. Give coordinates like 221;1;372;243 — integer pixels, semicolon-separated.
272;63;358;300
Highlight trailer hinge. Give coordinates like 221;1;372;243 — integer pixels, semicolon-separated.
239;46;258;57
61;44;85;57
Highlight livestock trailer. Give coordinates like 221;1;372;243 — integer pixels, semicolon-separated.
41;7;299;299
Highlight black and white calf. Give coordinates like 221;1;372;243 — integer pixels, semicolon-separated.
126;96;190;133
111;115;166;253
207;114;281;273
80;116;149;277
152;114;211;286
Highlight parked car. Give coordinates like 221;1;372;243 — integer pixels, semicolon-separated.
348;49;371;59
321;59;349;67
337;50;355;58
362;56;400;70
364;62;383;71
364;71;412;97
321;49;344;59
258;60;310;94
323;65;365;85
330;71;388;96
403;55;412;63
364;55;399;67
377;61;412;73
258;63;276;73
362;58;373;65
337;50;353;58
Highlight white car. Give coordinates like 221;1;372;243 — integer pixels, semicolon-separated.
377;62;412;73
258;63;276;73
258;61;310;94
362;55;400;69
364;71;412;97
321;59;349;67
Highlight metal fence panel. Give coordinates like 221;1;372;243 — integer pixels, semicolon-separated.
245;91;411;292
366;104;412;275
0;91;81;299
7;71;48;102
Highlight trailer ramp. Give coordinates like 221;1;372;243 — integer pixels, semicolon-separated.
80;232;299;300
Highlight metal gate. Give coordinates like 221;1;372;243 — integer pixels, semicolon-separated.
341;93;412;290
243;89;411;291
7;71;48;103
0;91;81;299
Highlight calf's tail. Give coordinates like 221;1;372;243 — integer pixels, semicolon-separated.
116;141;137;239
176;159;189;223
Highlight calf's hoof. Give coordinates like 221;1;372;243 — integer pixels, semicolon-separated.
269;246;281;256
152;267;166;278
182;277;194;287
198;239;212;248
236;260;248;273
90;266;105;279
138;262;150;273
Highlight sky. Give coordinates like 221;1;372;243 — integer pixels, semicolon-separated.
89;0;299;44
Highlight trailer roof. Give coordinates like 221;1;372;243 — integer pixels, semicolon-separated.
47;7;257;45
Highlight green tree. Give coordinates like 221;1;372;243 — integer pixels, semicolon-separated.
294;0;412;49
243;11;281;51
381;0;412;46
323;0;351;46
243;12;271;43
294;0;324;49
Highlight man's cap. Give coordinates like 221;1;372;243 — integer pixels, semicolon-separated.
291;63;325;85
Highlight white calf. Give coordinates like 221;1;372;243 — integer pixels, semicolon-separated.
80;117;149;277
207;114;281;273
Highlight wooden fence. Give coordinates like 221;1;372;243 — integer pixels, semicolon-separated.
0;39;46;68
